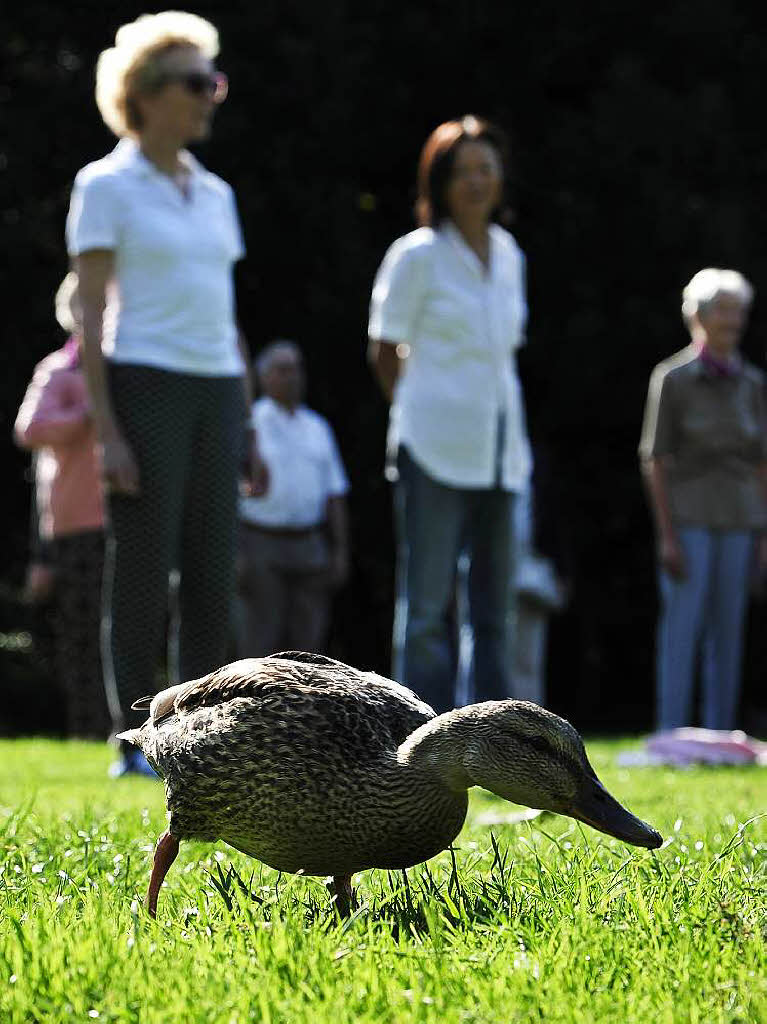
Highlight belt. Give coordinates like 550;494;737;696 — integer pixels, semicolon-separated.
241;521;325;539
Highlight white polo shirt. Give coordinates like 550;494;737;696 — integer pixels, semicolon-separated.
66;138;245;377
239;397;349;528
369;221;531;491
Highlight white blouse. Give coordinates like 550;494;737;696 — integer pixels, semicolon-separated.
66;138;245;377
239;397;349;529
369;221;531;490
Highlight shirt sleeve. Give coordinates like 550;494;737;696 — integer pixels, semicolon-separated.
14;364;90;449
754;374;767;461
227;186;246;261
368;237;427;345
66;170;120;256
639;364;675;460
323;422;350;496
515;249;529;350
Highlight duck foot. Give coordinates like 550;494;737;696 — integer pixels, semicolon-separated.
327;874;356;917
147;830;179;918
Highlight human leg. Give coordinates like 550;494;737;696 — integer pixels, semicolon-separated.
104;366;194;733
466;488;515;703
702;530;753;730
285;533;333;653
395;448;466;712
56;530;109;738
513;599;548;705
52;531;109;737
655;526;712;730
237;527;290;657
177;376;244;680
287;578;332;653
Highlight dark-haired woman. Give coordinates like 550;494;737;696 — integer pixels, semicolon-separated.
368;116;531;713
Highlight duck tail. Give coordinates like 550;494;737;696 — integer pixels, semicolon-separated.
116;727;141;746
131;695;154;711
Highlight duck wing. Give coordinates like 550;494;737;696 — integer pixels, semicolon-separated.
129;652;347;717
263;651;436;742
152;655;435;748
264;650;355;669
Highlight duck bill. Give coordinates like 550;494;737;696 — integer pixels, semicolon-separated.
569;777;663;849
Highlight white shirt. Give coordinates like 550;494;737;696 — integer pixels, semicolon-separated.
240;397;349;528
66;138;245;377
369;221;531;490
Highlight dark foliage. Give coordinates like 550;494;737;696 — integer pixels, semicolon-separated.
3;1;767;733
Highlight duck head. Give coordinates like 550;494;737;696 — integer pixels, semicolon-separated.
462;701;662;849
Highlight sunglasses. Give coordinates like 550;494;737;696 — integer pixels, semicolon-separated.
153;70;229;103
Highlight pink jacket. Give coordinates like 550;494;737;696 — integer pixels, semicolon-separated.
14;342;104;539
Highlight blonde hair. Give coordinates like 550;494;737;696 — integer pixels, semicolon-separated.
55;271;80;334
681;268;753;325
95;11;219;137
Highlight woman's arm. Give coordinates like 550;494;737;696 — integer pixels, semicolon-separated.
368;236;423;402
639;365;685;577
14;366;90;448
368;339;407;403
754;463;767;585
76;249;140;495
236;327;269;497
641;457;685;579
236;326;254;409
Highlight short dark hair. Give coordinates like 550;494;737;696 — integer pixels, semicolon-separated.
415;115;512;227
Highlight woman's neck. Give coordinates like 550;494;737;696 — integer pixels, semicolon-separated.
451;217;491;269
138;132;184;178
692;328;737;361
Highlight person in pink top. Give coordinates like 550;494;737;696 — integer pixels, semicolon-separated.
14;272;112;740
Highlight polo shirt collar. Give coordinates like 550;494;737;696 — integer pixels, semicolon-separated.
110;137;204;182
441;219;496;279
688;341;743;379
262;395;304;419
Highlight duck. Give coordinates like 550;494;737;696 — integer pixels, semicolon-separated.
119;651;663;918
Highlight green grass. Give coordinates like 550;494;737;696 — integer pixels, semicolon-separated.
1;739;765;1024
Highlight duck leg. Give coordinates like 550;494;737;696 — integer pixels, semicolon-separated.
146;830;179;918
328;874;356;917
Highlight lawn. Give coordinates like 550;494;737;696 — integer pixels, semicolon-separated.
0;738;764;1023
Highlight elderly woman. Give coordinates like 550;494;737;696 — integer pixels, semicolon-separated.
640;268;767;731
368;116;531;713
66;12;265;775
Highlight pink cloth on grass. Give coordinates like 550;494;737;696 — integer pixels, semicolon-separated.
646;728;767;766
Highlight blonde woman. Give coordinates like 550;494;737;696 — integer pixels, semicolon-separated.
66;12;265;775
640;269;767;731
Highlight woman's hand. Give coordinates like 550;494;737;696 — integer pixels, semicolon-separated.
659;532;685;580
101;429;140;496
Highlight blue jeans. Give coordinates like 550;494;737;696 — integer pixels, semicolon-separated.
657;526;753;730
393;448;515;713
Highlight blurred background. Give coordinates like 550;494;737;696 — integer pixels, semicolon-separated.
3;0;767;735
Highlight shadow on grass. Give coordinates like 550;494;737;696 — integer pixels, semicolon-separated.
203;832;533;937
